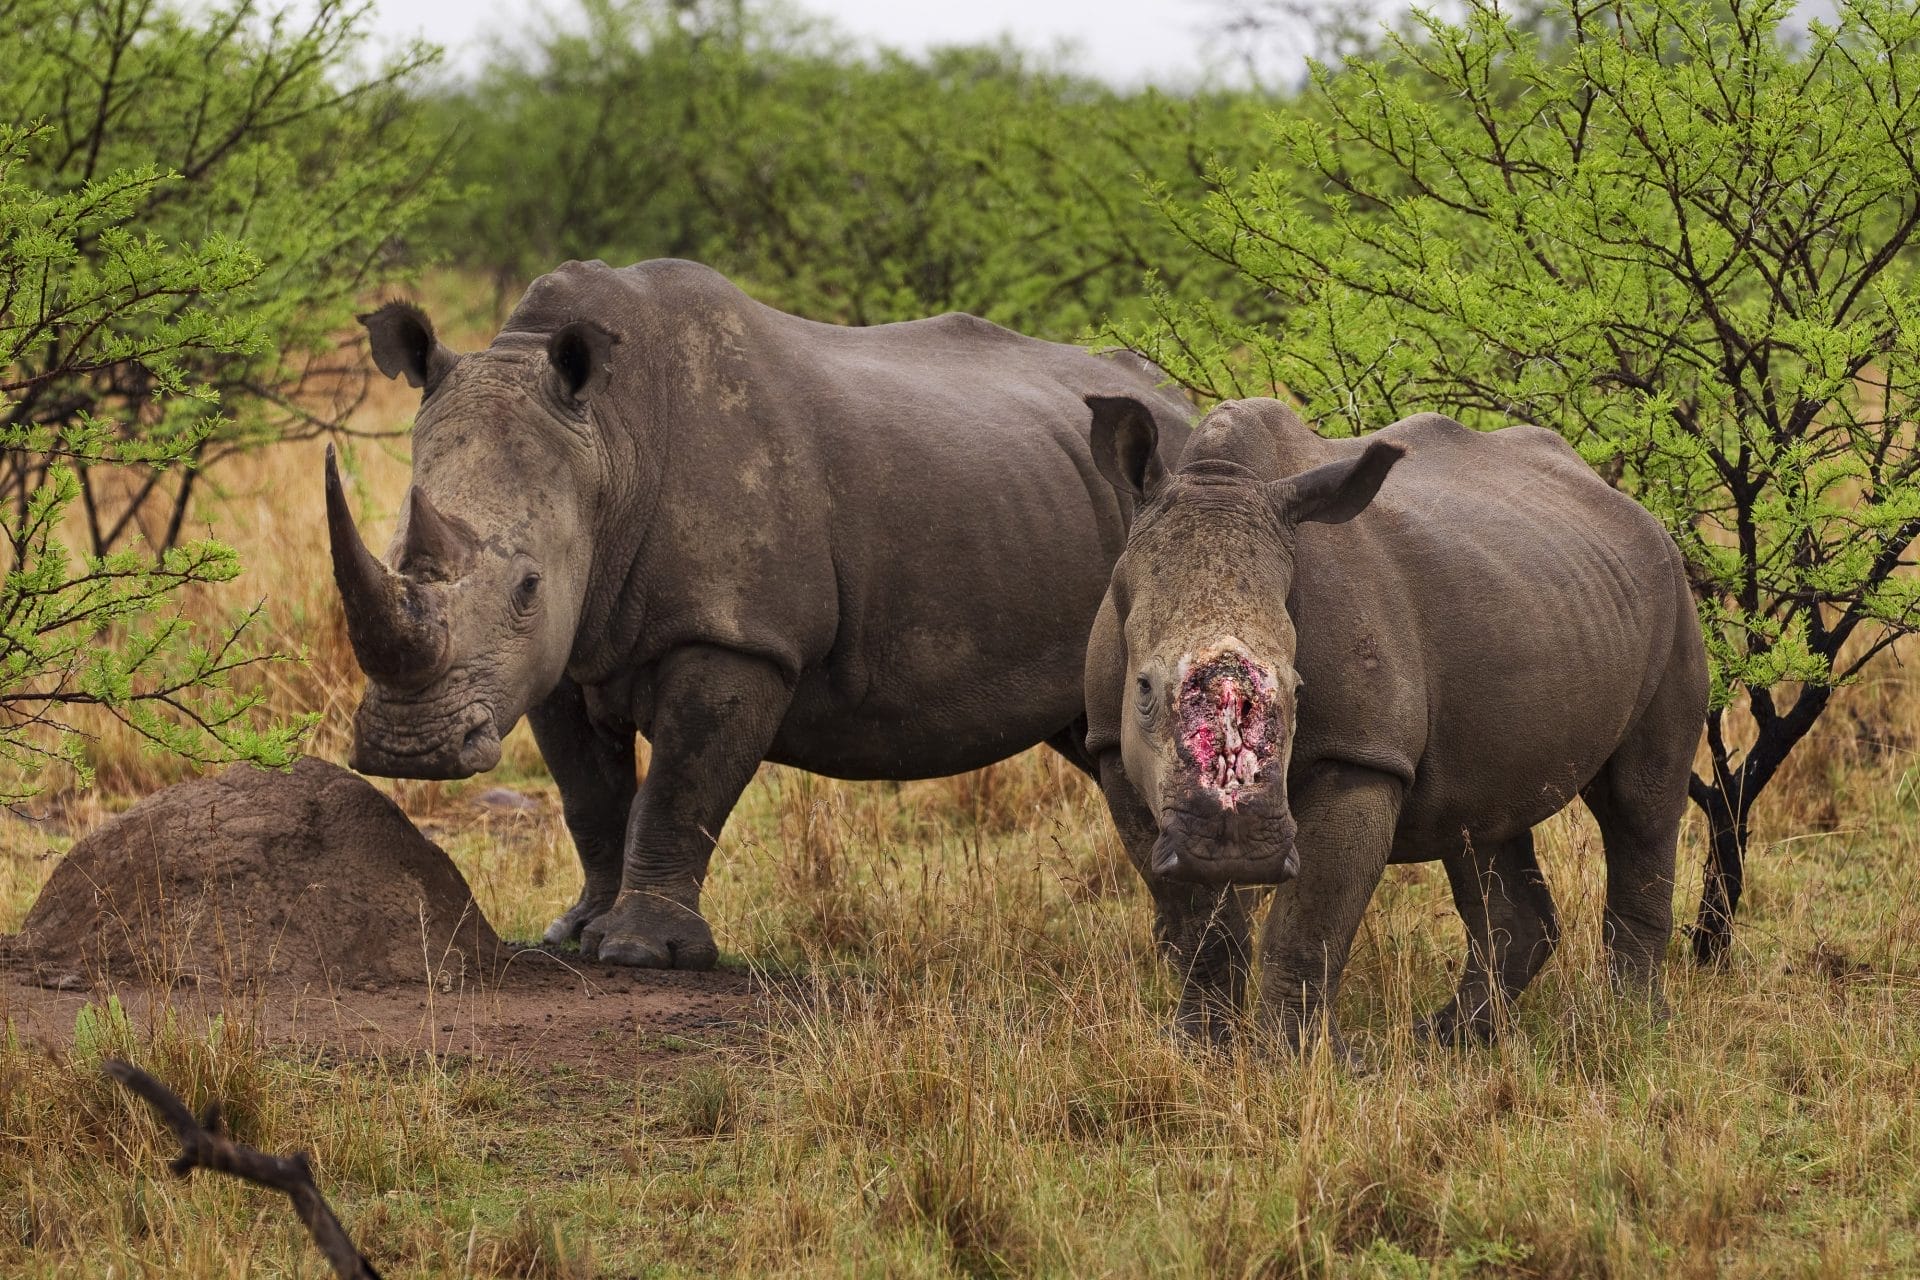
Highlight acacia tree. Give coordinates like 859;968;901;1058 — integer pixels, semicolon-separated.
0;124;303;798
1;0;447;799
2;0;444;557
1116;0;1920;961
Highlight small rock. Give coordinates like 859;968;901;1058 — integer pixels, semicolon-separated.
475;787;538;812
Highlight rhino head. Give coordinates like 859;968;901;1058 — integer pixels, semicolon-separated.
1086;395;1403;886
327;302;613;779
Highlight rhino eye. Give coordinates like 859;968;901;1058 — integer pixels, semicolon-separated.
512;571;541;615
1135;674;1155;718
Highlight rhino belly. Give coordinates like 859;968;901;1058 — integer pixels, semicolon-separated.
767;659;1084;780
1391;729;1623;859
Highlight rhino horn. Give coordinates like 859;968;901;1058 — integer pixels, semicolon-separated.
325;445;448;688
400;484;477;579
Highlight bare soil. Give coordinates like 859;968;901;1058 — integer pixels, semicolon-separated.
0;759;765;1070
0;948;764;1070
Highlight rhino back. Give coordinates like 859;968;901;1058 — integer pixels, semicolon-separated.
1286;414;1692;851
525;260;1192;778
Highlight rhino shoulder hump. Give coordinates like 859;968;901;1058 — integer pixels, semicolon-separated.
1490;421;1584;459
917;311;1029;346
613;258;737;294
1382;415;1593;477
1379;411;1476;445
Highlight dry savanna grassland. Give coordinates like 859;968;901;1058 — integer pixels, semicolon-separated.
2;281;1917;1278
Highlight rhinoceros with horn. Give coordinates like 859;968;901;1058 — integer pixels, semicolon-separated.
1081;395;1707;1052
328;258;1191;966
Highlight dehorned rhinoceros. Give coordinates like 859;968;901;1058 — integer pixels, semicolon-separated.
326;258;1191;967
1081;395;1707;1052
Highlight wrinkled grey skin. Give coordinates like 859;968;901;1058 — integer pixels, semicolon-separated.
1083;396;1707;1053
328;258;1192;967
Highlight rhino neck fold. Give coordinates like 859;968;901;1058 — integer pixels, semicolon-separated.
562;424;663;690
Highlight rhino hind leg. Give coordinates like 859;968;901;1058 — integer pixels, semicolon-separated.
1419;830;1560;1045
527;678;637;946
1581;701;1694;1013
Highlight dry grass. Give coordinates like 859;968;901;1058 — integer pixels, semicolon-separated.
2;276;1918;1275
15;730;1916;1275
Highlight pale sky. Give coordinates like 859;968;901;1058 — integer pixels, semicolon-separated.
362;0;1303;88
344;0;1842;88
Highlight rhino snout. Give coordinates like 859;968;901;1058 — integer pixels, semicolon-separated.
1149;798;1299;885
349;700;500;780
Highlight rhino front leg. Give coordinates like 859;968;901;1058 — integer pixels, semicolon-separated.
527;677;637;945
581;645;793;969
1255;763;1402;1061
1098;753;1251;1045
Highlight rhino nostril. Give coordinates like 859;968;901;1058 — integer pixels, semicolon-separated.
1150;842;1182;877
457;717;502;775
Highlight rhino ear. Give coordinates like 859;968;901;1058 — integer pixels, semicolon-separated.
1269;439;1405;528
1086;395;1167;501
359;302;458;392
548;320;617;401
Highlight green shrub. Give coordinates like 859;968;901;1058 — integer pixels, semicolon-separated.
425;0;1255;338
0;0;449;794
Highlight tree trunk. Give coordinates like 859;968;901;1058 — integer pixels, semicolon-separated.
1686;685;1829;965
1689;781;1749;965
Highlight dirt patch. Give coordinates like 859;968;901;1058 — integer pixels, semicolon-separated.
0;949;768;1071
13;757;502;990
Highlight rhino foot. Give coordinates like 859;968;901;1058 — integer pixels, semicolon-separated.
1414;1002;1497;1048
1163;1017;1233;1053
543;887;619;946
1169;998;1239;1051
580;891;718;970
1244;1008;1370;1071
